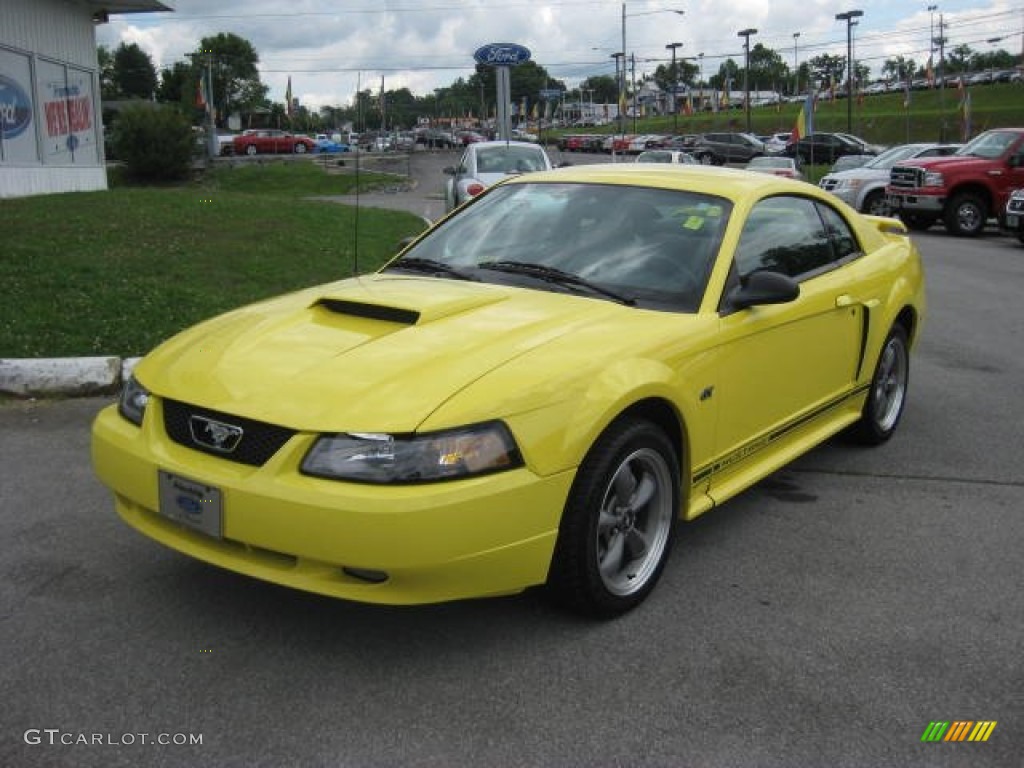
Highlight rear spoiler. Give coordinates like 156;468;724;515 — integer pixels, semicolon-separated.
863;214;909;236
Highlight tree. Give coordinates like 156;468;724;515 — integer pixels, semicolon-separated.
112;42;157;100
652;59;699;93
157;61;196;108
97;46;116;100
947;44;974;74
709;59;739;90
748;43;788;92
882;56;917;82
807;53;847;91
578;75;618;104
192;33;267;127
109;104;193;181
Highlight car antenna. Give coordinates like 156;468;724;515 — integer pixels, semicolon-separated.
353;137;361;277
352;72;361;277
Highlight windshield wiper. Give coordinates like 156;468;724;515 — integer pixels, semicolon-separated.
384;257;476;281
478;260;635;306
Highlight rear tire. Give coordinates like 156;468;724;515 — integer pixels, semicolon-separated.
851;325;910;445
245;144;257;156
294;143;307;154
547;418;679;618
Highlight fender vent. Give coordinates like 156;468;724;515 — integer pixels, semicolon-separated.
315;299;420;325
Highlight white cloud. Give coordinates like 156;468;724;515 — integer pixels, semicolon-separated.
96;0;1019;110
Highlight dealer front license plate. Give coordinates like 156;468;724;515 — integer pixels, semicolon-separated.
887;194;903;209
158;470;223;539
1007;213;1019;228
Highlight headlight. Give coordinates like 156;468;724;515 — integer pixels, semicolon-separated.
118;375;150;426
301;421;524;484
923;171;944;187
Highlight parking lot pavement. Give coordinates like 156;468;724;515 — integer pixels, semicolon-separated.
2;229;1023;767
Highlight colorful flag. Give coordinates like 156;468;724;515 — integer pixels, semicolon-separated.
961;90;972;141
285;76;293;117
790;91;814;143
194;75;206;110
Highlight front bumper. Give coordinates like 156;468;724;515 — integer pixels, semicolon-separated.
92;401;573;605
886;190;945;213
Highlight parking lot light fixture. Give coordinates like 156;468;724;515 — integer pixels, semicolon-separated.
835;10;864;132
737;28;757;133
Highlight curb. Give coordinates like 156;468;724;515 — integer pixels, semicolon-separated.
0;356;140;398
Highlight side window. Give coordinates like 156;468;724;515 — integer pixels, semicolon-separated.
734;196;836;280
816;202;861;262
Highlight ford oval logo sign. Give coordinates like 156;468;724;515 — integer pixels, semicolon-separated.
473;43;532;67
0;74;33;140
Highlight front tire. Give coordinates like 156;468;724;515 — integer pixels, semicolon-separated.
294;142;308;154
862;190;890;217
851;325;910;444
945;192;987;237
547;418;679;618
899;212;935;231
245;144;257;156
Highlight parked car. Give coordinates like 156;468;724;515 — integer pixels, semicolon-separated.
819;143;962;216
443;140;553;211
232;130;316;156
93;164;925;618
692;132;766;165
760;132;793;154
635;150;698;164
785;132;877;165
1004;187;1024;243
456;130;487;146
314;134;350;154
887;128;1024;236
417;129;458;148
744;156;804;180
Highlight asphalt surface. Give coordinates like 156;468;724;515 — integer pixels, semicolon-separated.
2;152;1023;767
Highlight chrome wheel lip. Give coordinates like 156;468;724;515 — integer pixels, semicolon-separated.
872;336;908;432
595;447;674;597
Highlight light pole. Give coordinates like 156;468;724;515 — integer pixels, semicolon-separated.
835;10;863;132
737;28;757;133
612;52;625;137
619;3;684;136
666;42;682;133
935;13;948;140
792;32;801;96
698;52;704;112
928;4;937;80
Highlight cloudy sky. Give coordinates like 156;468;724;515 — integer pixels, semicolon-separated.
98;0;1023;110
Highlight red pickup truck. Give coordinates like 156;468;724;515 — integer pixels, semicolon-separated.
886;128;1024;236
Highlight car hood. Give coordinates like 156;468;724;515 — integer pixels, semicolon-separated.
896;154;986;172
135;275;623;433
824;167;887;182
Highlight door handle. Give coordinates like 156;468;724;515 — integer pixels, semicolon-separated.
835;294;854;307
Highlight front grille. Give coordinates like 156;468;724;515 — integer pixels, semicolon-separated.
163;399;297;467
890;165;924;189
819;178;839;191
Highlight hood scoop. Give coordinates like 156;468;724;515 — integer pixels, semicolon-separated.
314;298;420;325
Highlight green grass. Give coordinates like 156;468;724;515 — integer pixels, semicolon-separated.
0;161;427;358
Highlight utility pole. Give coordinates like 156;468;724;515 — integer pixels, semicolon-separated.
936;13;948;141
666;42;682;133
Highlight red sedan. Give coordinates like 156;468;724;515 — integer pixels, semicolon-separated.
232;130;316;156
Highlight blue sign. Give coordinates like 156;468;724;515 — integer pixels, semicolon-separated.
0;74;33;140
539;89;564;101
473;43;532;67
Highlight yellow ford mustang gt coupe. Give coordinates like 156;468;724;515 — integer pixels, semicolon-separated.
92;164;925;617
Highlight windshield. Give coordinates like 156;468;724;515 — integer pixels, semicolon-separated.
390;182;732;312
475;146;548;173
956;131;1019;159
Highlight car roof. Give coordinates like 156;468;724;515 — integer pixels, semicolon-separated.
501;163;812;203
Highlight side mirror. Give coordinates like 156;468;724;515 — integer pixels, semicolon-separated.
728;270;800;310
443;166;456;175
397;236;417;251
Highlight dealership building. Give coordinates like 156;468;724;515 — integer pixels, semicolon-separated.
1;0;170;199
